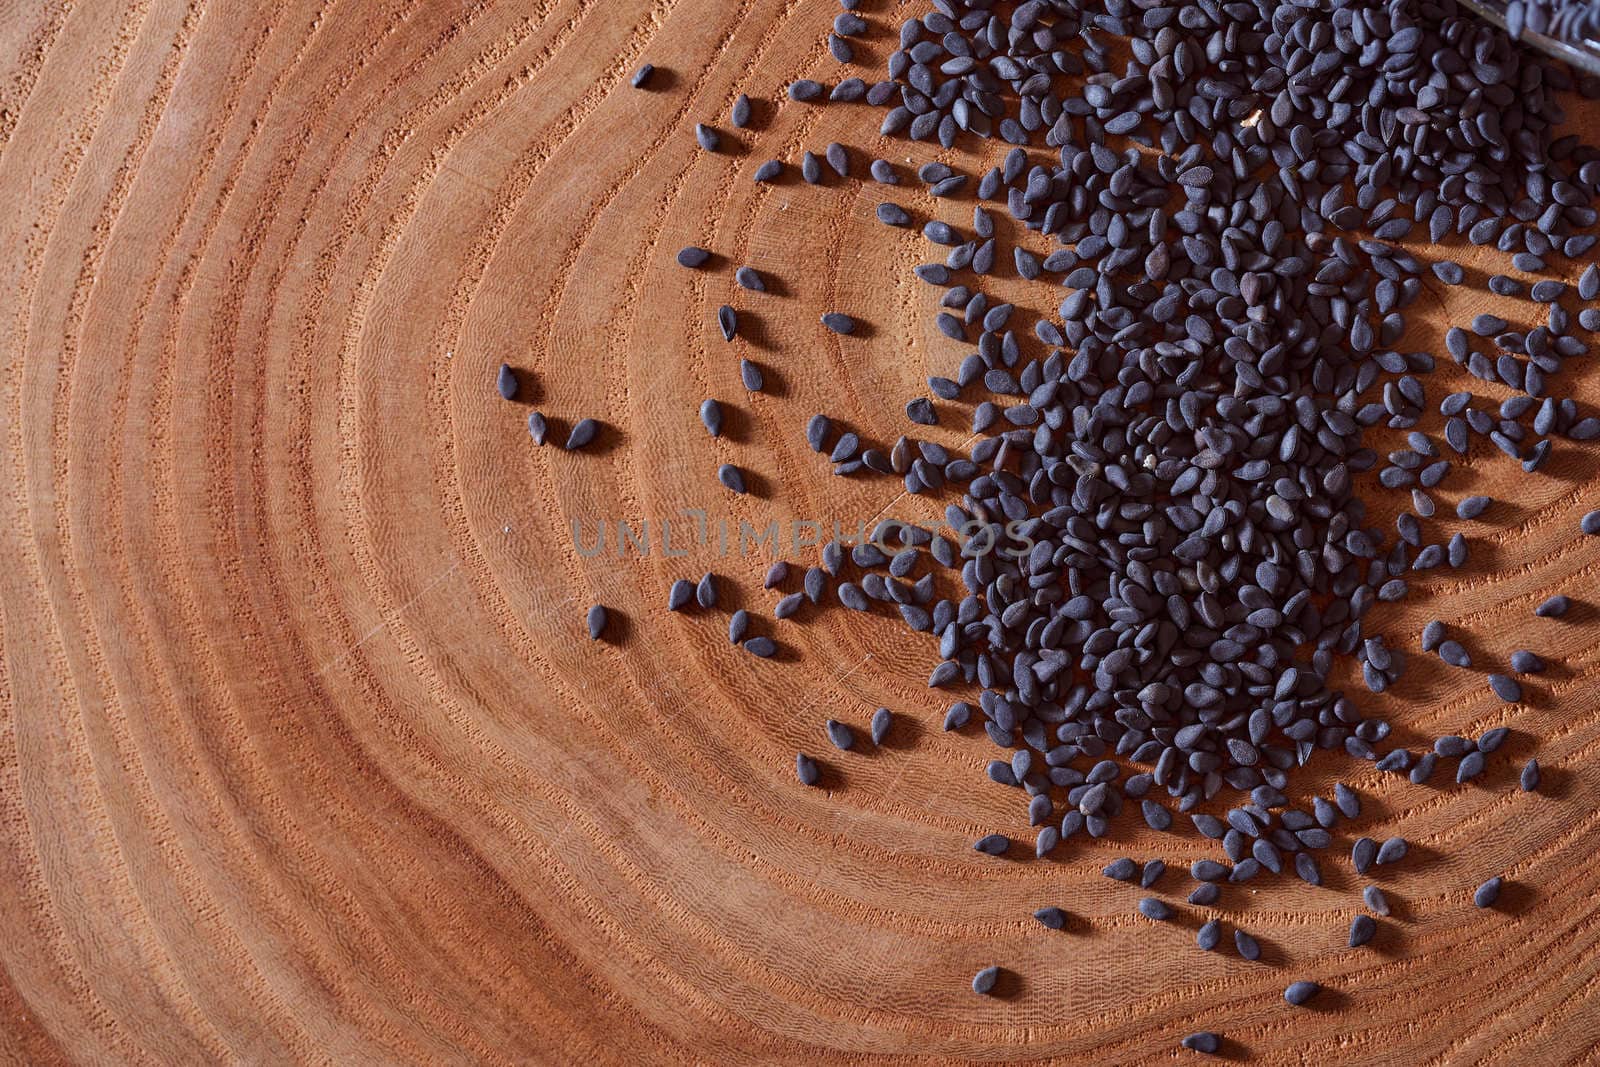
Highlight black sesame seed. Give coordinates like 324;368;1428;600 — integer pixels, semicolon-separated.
740;359;763;392
876;203;910;227
1334;783;1360;819
1103;858;1138;882
1283;981;1321;1006
1488;674;1522;703
495;362;518;400
1376;837;1408;865
1410;754;1438;785
1234;930;1260;961
871;707;892;745
694;572;717;609
824;142;849;177
667;579;694;612
565;418;599;450
973;833;1009;856
1137;897;1172;922
1363;885;1390;916
1521;759;1541;792
825;719;854;750
700;399;723;437
805;414;831;452
796;753;819;785
717;464;747;494
1535;595;1570;618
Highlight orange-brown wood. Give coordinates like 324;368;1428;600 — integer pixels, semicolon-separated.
2;0;1599;1062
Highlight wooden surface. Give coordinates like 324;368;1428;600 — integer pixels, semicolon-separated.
3;0;1600;1063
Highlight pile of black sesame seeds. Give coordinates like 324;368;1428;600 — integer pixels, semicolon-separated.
1505;0;1600;45
517;0;1600;1047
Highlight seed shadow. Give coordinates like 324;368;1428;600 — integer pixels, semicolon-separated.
1495;879;1537;914
1375;892;1409;923
873;714;919;753
1535;764;1571;799
730;309;771;350
1165;905;1204;937
745;272;791;299
742;359;789;399
596;611;632;646
927;184;973;206
1207;1035;1252;1060
640;68;678;92
708;134;751;160
1525;657;1569;685
1296;987;1352;1014
1531;437;1599;486
713;580;750;615
715;402;753;445
1074;816;1138;847
1390;840;1444;870
1246;930;1288;967
986;967;1024;1000
819;731;869;764
1363;916;1403;958
1307;859;1352;894
839;13;891;41
731;467;771;500
805;757;838;791
500;368;540;403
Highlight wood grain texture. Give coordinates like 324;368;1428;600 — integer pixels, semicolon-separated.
2;0;1599;1062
